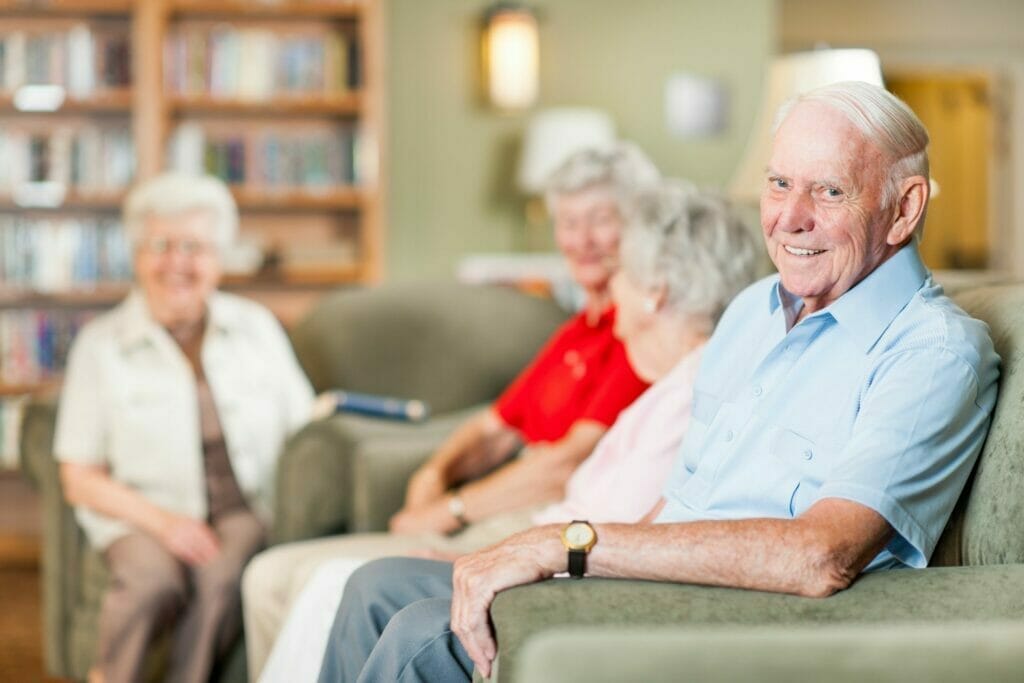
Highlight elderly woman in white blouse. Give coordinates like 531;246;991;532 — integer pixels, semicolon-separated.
54;172;314;683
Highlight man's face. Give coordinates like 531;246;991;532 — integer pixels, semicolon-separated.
760;101;898;314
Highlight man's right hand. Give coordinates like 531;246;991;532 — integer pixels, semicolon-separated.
403;464;447;510
157;512;221;566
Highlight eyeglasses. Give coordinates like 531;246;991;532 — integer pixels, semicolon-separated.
138;237;215;256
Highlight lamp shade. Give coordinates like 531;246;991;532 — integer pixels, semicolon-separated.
729;48;884;203
484;5;540;110
517;108;616;194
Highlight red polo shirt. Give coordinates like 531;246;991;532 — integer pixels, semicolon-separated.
495;306;649;443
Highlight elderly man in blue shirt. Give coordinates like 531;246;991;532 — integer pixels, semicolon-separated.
315;81;1000;682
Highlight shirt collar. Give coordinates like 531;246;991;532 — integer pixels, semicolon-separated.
117;289;237;349
767;243;930;353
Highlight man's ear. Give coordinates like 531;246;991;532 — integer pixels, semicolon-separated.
886;175;929;246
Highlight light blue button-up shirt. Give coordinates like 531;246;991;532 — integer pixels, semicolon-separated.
657;244;1000;570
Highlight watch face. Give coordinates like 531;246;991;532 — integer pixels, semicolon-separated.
564;522;595;548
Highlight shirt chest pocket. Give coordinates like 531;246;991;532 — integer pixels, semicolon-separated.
681;390;722;475
110;378;194;488
768;428;831;517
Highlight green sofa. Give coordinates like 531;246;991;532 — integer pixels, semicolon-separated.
19;281;567;682
484;283;1024;682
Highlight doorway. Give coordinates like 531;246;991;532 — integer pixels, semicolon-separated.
887;72;995;270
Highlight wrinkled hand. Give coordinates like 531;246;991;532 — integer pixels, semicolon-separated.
389;499;461;535
158;512;221;566
404;465;447;510
450;527;561;678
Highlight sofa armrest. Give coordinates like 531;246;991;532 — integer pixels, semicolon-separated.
272;406;483;543
487;564;1024;682
512;621;1024;683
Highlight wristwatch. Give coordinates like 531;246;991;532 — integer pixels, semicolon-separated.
447;492;468;527
560;520;597;578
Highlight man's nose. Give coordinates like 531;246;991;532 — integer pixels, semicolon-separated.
777;191;815;233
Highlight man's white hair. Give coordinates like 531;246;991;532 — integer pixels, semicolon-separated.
620;180;760;334
123;172;239;250
543;142;661;214
774;81;930;229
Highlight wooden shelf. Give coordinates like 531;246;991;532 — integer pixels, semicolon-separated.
0;0;130;16
0;190;125;210
0;89;132;114
169;92;360;116
0;285;129;308
170;0;362;19
223;265;362;288
0;379;60;397
230;186;364;211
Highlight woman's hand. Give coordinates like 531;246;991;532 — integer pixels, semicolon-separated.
388;498;462;535
403;464;447;510
157;512;221;566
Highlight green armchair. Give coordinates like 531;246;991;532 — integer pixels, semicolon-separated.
19;281;567;681
485;283;1024;683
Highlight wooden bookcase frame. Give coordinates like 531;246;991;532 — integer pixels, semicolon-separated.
0;0;386;396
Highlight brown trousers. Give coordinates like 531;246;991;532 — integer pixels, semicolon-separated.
97;510;265;683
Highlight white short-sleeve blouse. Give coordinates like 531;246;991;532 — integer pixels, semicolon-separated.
54;290;315;550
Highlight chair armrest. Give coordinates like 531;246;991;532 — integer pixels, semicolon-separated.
487;564;1024;682
18;399;80;676
511;620;1024;683
272;406;483;543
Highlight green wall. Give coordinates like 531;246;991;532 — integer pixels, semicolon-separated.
384;0;776;280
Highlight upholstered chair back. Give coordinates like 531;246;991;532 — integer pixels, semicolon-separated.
932;285;1024;566
289;281;568;415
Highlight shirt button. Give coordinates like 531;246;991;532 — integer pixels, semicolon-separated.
802;449;813;461
725;430;734;442
752;386;763;397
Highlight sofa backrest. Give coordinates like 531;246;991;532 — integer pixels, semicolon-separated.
932;284;1024;566
289;281;569;415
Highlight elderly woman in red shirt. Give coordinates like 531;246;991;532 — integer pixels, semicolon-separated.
242;143;659;677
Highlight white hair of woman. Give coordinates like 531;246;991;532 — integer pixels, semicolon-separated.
620;180;760;335
543;142;661;213
123;172;239;251
774;81;930;214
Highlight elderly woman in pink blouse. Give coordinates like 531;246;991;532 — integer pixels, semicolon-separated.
256;180;762;683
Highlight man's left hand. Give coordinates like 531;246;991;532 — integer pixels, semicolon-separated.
450;526;562;678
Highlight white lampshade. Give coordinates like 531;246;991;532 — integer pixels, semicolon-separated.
729;48;884;203
517;108;616;194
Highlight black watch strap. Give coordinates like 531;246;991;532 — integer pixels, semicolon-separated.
568;548;586;578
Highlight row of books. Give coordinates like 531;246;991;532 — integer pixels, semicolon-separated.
0;124;135;194
0;395;26;469
169;122;360;188
0;24;132;96
1;216;132;292
0;308;97;386
165;24;359;100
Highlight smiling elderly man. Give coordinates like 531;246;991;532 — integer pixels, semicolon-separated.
315;81;1001;683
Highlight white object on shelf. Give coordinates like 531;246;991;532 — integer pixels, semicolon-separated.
457;252;583;311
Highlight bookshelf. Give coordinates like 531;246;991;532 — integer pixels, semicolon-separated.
0;0;385;401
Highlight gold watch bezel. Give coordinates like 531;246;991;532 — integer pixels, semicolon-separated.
560;520;597;553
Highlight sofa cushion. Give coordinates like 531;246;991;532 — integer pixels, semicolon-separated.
935;285;1024;566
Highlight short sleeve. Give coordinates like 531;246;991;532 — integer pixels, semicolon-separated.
53;327;108;466
816;348;995;568
574;342;648;428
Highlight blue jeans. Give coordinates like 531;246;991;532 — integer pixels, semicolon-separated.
317;557;474;682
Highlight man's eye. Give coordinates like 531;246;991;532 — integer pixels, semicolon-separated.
826;187;843;198
769;177;788;189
